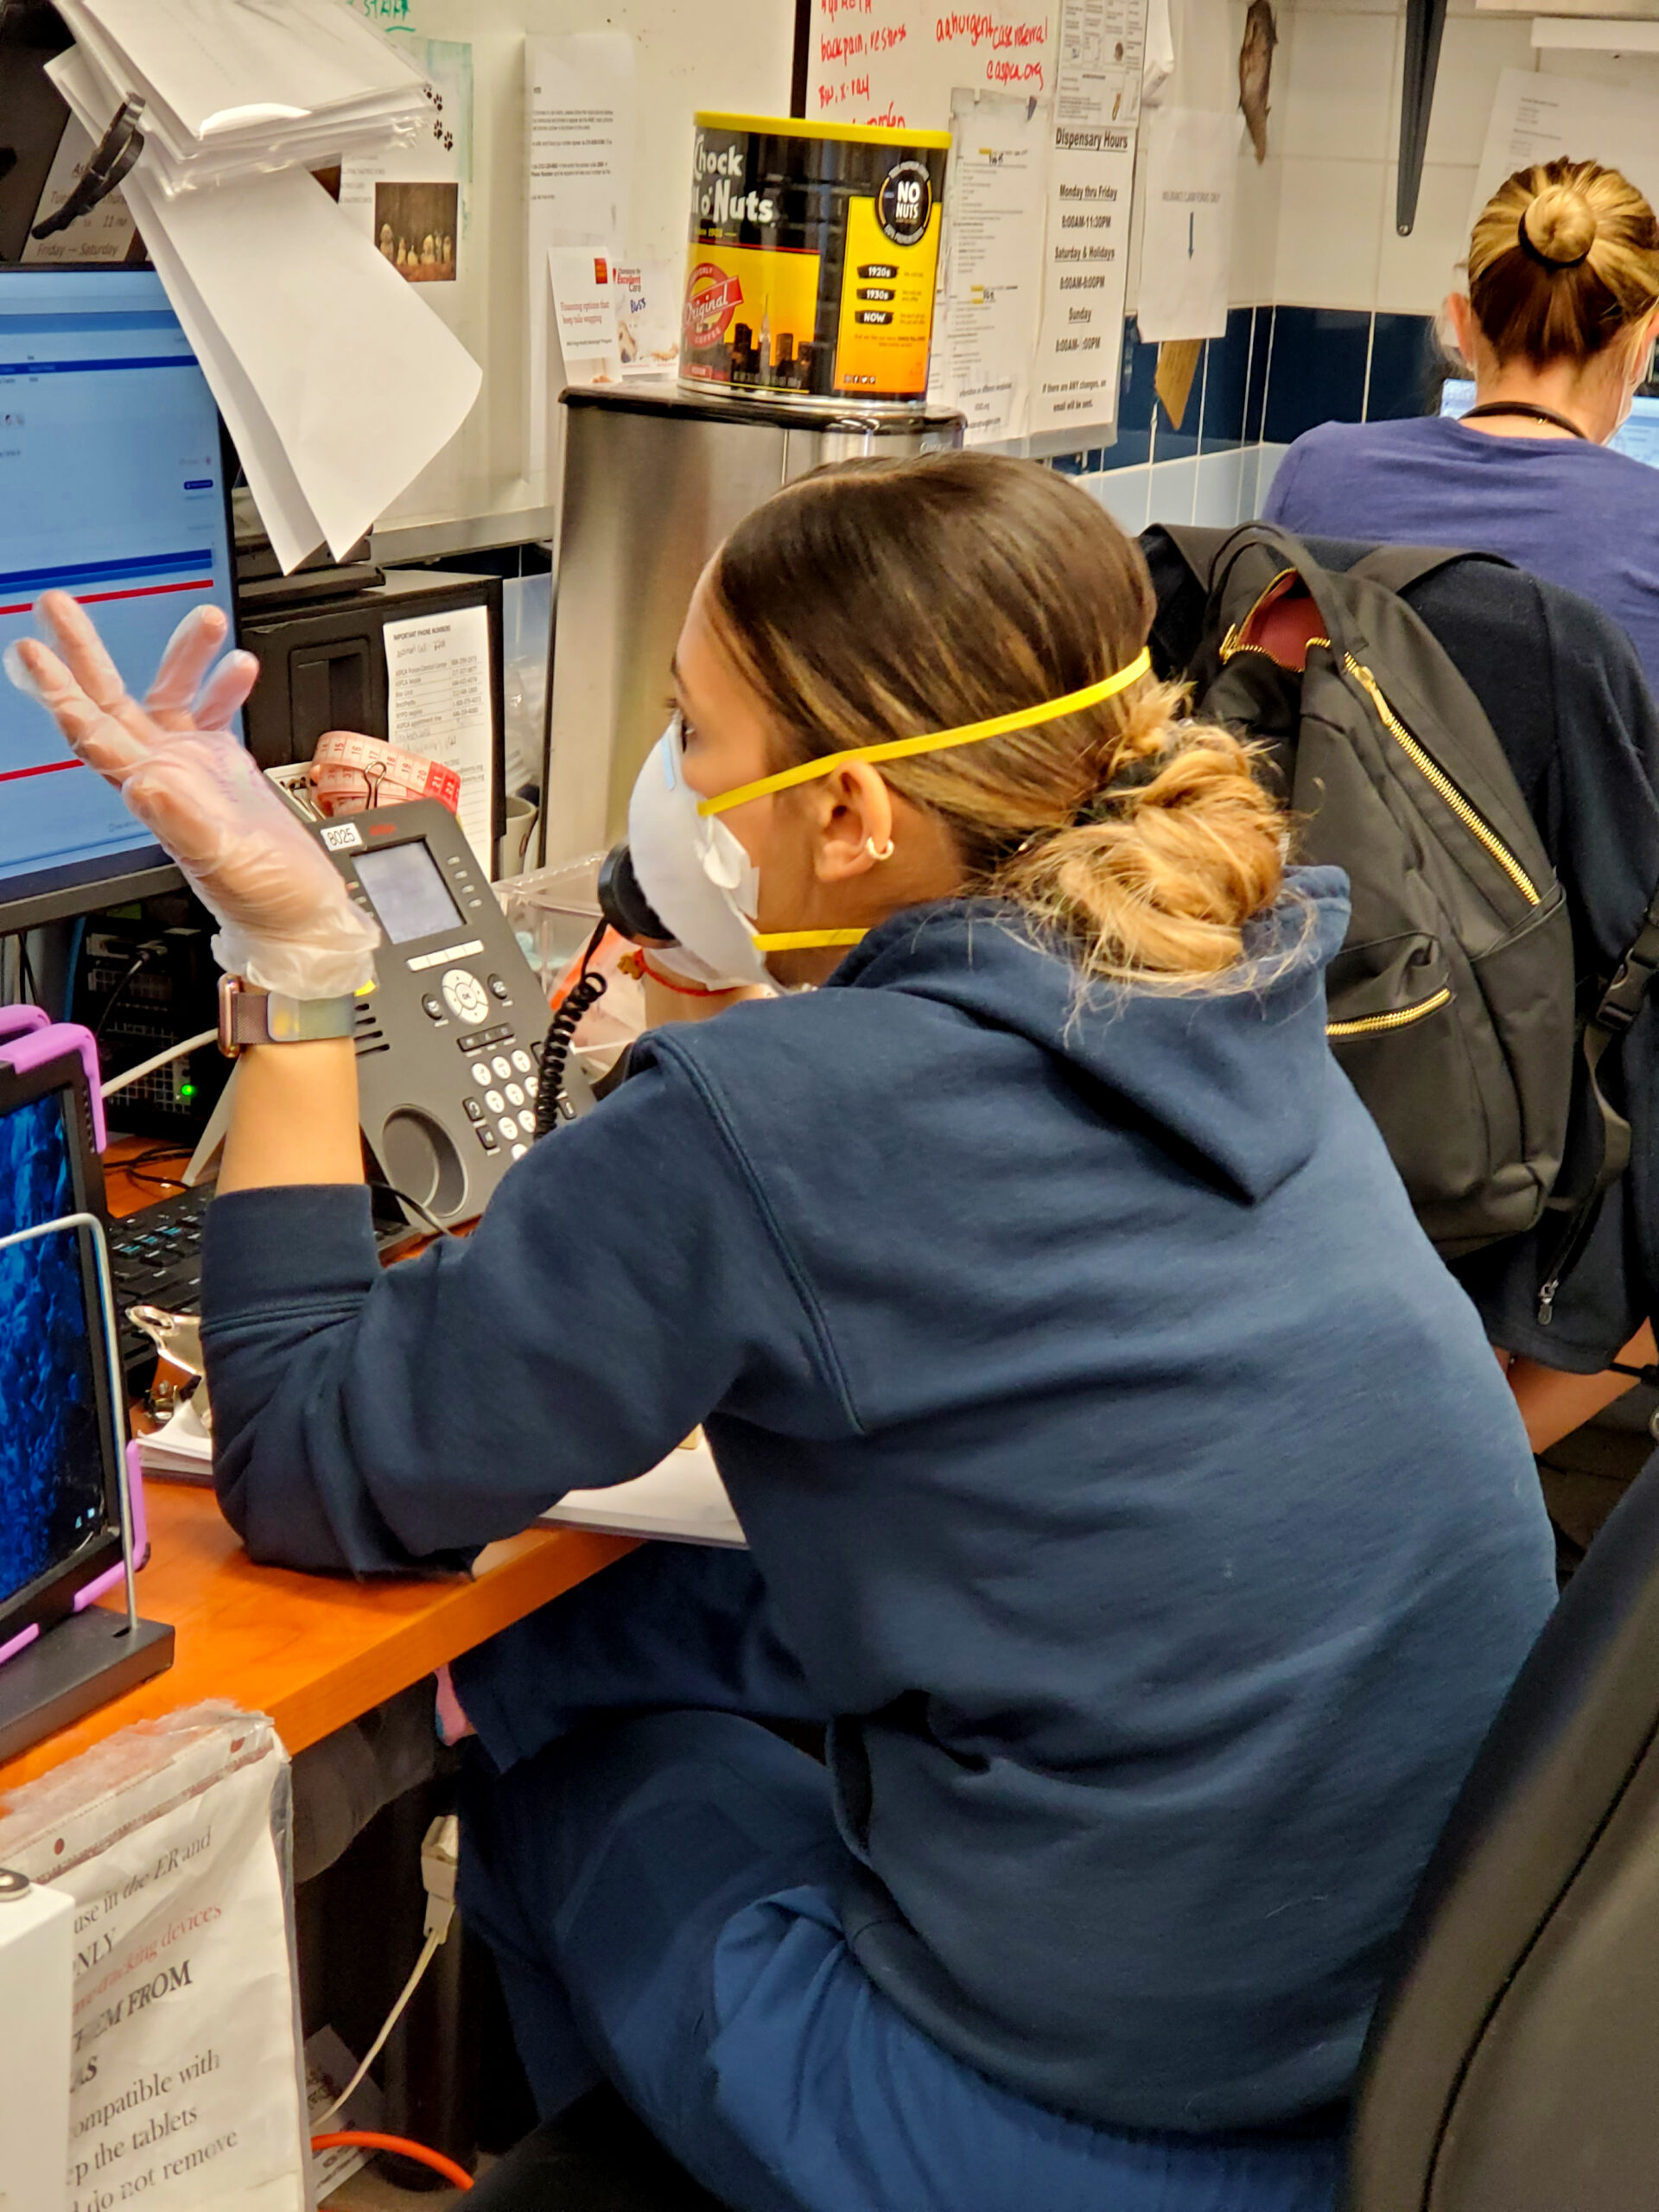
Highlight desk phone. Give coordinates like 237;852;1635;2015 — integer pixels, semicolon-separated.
315;799;594;1227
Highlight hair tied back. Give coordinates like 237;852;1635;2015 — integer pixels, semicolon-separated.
1517;192;1593;270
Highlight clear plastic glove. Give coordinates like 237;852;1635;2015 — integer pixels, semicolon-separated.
5;591;379;1000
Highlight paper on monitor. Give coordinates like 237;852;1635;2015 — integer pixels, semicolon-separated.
53;45;480;570
57;0;426;145
543;1434;746;1548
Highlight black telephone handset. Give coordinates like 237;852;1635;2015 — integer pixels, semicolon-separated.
312;798;594;1228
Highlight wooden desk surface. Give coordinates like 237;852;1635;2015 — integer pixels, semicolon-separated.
0;1140;635;1797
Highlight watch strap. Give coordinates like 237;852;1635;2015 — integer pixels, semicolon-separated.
218;975;359;1055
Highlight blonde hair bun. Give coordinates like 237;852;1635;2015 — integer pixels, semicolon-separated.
1469;156;1659;365
1521;181;1597;267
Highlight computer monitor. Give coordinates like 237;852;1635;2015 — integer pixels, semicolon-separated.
0;1044;123;1657
1440;375;1659;470
0;266;238;932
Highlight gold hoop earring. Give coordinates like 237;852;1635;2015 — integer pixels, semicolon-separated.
865;835;896;862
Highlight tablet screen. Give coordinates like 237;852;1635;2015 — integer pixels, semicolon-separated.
0;1090;107;1608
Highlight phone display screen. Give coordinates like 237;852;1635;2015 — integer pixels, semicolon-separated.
355;839;464;945
0;1092;107;1607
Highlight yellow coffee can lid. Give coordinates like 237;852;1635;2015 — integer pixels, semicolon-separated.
694;111;952;149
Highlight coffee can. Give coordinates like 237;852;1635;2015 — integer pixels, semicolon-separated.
681;112;950;412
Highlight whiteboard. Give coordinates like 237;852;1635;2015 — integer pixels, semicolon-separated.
348;0;795;551
805;0;1058;133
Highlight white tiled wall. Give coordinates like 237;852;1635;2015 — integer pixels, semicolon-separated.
1271;0;1536;316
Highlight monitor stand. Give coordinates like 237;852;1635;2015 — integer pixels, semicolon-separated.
0;1611;175;1766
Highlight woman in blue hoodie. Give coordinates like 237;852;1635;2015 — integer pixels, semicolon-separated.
11;454;1554;2212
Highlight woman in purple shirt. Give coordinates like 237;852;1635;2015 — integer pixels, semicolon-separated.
1268;157;1659;1465
1267;158;1659;700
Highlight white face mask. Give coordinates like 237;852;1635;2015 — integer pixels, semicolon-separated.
626;716;773;989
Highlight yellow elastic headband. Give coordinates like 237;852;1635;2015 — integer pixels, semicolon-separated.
698;647;1154;818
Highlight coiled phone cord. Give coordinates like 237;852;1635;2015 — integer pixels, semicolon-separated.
534;917;608;1140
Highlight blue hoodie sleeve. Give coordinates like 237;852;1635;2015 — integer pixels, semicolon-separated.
200;1043;841;1575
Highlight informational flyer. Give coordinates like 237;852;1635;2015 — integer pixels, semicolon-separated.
930;88;1049;442
1055;0;1149;130
1134;105;1238;341
524;33;635;477
613;259;680;378
0;1709;308;2212
1029;119;1135;432
548;246;625;388
385;603;495;868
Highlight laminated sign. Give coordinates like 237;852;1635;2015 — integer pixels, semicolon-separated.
0;1704;308;2210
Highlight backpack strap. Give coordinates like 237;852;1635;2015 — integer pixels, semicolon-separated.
1148;524;1238;593
1535;888;1659;1325
1347;546;1482;594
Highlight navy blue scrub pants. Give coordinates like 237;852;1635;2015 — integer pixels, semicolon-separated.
453;1546;1346;2212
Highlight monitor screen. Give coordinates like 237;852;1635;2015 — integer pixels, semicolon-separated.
0;267;238;927
1440;376;1659;468
0;1088;109;1612
355;838;464;944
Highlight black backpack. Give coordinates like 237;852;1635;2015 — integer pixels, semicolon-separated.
1146;522;1577;1260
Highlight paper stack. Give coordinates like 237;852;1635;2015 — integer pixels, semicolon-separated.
46;17;483;573
136;1391;213;1484
47;0;429;196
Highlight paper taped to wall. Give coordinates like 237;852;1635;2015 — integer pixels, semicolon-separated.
1134;105;1238;341
1476;69;1659;230
385;605;495;868
524;33;635;482
931;89;1048;442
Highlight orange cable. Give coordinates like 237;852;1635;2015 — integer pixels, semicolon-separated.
311;2131;474;2190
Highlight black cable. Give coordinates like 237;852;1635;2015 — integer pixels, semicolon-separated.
366;1179;461;1241
18;934;37;1007
94;944;155;1041
534;918;609;1140
121;1143;197;1192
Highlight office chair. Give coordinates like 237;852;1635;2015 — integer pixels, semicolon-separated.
1344;1446;1659;2209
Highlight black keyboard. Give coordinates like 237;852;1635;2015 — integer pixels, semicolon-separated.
110;1185;416;1389
110;1189;208;1382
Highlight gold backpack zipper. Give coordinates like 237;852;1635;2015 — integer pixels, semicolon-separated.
1326;987;1452;1039
1218;575;1541;906
1341;658;1541;906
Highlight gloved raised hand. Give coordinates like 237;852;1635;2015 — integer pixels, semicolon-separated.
6;590;379;1001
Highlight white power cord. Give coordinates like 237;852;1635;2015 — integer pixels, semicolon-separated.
100;1027;217;1098
316;1814;461;2127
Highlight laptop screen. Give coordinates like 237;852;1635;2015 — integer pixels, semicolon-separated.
1440;375;1659;468
0;1084;111;1613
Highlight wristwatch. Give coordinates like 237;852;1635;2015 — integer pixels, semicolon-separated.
217;974;359;1057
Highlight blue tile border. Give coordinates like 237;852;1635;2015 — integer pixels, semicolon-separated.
1044;303;1440;478
1265;307;1369;444
1366;312;1437;423
1199;308;1254;453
